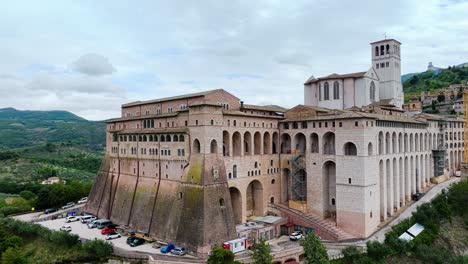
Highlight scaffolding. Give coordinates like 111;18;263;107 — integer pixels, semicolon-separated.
291;153;306;201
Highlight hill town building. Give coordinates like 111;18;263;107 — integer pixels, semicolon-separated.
85;39;465;255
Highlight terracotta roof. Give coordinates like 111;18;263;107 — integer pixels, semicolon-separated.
115;127;189;134
242;104;288;112
304;71;367;85
282;106;426;124
122;89;229;107
223;110;284;119
106;112;179;123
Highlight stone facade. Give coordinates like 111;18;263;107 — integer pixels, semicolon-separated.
85;39;466;254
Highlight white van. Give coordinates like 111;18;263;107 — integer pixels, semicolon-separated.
80;215;97;223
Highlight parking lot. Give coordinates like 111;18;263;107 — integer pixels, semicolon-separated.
38;218;196;259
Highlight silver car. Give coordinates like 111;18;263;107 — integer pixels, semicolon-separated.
170;247;186;256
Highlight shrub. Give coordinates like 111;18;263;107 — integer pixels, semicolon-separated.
81;239;113;259
1;247;27;264
342;246;361;264
366;241;392;261
49;230;80;247
207;247;241;264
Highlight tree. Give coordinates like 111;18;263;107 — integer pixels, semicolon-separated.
207;247;241;264
301;233;329;264
366;241;392;261
1;247;27;264
250;239;273;264
19;190;36;201
342;246;361;264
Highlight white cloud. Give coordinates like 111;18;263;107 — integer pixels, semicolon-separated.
0;0;466;119
70;53;116;76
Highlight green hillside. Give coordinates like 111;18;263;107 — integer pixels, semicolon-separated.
403;66;468;94
0;108;106;149
0;143;104;183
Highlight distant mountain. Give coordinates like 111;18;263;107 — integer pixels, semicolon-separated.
0;107;85;121
401;72;419;82
0;108;106;149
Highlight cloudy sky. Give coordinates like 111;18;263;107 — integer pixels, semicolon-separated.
1;0;467;120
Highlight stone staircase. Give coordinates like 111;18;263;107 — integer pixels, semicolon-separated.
269;203;357;242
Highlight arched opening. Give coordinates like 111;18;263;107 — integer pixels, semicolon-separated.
385;132;390;154
270;197;274;204
263;132;271;154
379;132;384;154
179;135;184;142
375;46;379;56
323;161;336;216
379;160;385;220
343;142;357;156
324;82;330;100
272;132;279;154
294;133;306;153
193;139;200;153
233;165;238;178
282;168;291;202
166;135;171;142
223;131;230;156
398;133;403;153
244;132;252;156
333;81;339;99
233;132;241;156
210;139;218;154
280;134;291;154
368;142;373;155
323;132;335;155
370;81;376;101
173;135;179;142
404;133;408;152
254;132;261;155
229;187;242;224
392;132;397;153
246;180;264;217
310;133;319;153
380;45;384;55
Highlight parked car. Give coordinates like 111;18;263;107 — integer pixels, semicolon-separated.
77;197;88;204
126;236;136;245
94;219;113;229
105;233;121;240
101;227;116;235
170;247;186;256
80;215;97;223
87;220;99;229
60;225;72;232
160;243;175;253
412;192;423;201
61;202;75;210
129;237;145;247
44;208;57;214
289;231;304;241
65;216;79;223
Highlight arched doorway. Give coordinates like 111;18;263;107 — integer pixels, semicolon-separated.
229;187;242;224
281;134;291;154
294;133;306;153
323;161;336;216
282;168;291;202
246;180;264;217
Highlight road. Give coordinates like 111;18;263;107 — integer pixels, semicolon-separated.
12;204;85;222
362;177;460;244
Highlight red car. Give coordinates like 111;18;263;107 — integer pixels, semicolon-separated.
101;227;116;235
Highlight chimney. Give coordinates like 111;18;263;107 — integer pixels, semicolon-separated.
240;101;244;108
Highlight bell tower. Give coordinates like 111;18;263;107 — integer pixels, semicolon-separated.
371;39;403;108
